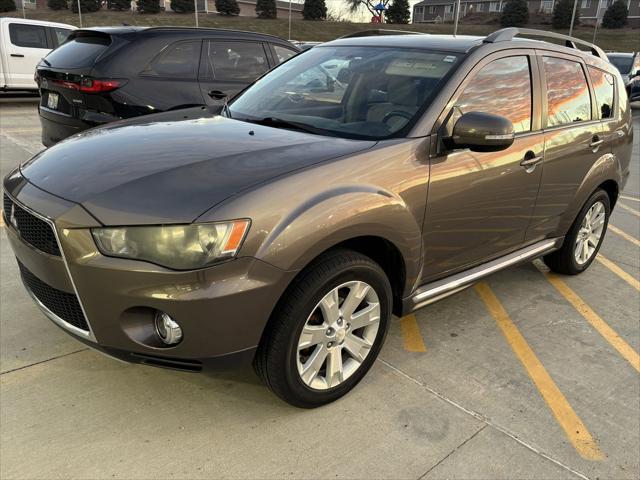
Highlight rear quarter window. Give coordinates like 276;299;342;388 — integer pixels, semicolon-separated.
44;34;112;68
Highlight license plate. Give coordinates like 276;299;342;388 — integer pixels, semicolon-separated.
47;93;59;110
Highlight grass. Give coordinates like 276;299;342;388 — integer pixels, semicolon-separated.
8;9;640;51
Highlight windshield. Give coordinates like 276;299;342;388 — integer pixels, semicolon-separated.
229;46;461;140
607;55;633;75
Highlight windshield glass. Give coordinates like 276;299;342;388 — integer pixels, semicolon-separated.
229;46;461;140
607;55;633;75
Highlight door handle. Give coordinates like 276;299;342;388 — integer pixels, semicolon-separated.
589;137;604;149
520;152;543;173
10;54;24;58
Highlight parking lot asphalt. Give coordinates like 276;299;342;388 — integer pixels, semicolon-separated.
0;96;638;480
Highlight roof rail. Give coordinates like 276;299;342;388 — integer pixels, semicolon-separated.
339;29;426;39
484;27;606;60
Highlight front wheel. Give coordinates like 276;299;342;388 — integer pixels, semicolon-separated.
543;189;610;275
254;250;392;408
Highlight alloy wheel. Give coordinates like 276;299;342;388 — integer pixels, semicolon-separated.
574;201;606;265
296;281;381;390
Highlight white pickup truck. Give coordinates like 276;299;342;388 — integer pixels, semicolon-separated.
1;17;75;91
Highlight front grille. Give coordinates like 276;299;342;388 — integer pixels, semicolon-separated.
18;260;89;332
3;194;61;256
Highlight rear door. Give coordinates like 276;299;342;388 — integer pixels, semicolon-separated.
527;52;606;240
198;40;271;104
5;22;50;89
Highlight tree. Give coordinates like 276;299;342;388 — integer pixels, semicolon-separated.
552;0;579;30
107;0;131;10
602;0;628;28
500;0;529;27
171;0;194;12
0;0;16;11
215;0;240;15
386;0;409;23
137;0;161;12
48;0;68;9
303;0;327;20
71;0;101;12
255;0;277;18
345;0;391;19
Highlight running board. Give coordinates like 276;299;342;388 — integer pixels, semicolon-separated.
406;238;563;313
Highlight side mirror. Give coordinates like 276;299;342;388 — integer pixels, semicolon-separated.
451;112;515;152
634;69;640;78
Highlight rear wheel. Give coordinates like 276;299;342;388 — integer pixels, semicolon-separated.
543;189;610;275
254;250;392;408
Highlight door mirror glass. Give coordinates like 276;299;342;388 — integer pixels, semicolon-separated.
451;112;514;152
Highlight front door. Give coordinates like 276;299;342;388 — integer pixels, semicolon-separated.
422;52;545;282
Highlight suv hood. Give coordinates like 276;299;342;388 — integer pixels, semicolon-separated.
21;116;375;225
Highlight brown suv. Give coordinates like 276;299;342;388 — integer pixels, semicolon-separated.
3;28;632;407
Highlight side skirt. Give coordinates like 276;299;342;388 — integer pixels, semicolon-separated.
403;238;564;314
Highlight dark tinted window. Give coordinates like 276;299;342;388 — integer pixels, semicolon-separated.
52;28;73;47
453;56;532;133
9;23;48;49
44;34;111;68
607;55;633;75
273;45;297;64
201;41;269;82
544;57;592;126
142;41;202;79
588;67;615;119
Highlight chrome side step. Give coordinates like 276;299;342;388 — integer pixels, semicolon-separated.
407;238;563;312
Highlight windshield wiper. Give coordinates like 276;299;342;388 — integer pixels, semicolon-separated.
245;116;324;135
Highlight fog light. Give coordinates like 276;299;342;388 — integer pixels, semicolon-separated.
154;311;182;345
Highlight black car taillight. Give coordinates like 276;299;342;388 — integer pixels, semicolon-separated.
51;77;126;93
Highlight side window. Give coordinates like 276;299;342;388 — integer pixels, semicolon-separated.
142;41;202;79
273;45;297;64
452;56;532;133
9;23;48;49
543;57;592;127
587;67;615;119
51;28;73;48
201;41;269;82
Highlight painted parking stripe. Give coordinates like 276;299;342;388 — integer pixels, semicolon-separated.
608;224;640;247
399;314;427;352
618;203;640;218
620;194;640;202
596;255;640;292
474;282;604;461
536;265;640;373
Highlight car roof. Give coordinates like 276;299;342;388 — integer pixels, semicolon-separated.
0;16;76;29
323;34;485;53
80;26;293;43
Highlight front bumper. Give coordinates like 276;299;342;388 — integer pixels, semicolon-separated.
3;174;296;372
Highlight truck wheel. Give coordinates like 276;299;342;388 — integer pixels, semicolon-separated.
254;249;392;408
543;189;610;275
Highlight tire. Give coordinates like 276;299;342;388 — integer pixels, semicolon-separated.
543;189;610;275
254;249;392;408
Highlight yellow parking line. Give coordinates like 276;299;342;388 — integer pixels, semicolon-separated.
0;128;41;134
596;255;640;292
537;267;640;374
618;203;640;218
399;314;427;352
620;195;640;202
474;282;604;461
608;224;640;247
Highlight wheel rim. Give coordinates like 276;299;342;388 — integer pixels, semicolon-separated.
574;201;606;265
296;281;381;390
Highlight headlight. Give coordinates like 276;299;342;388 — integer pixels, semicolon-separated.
91;220;250;270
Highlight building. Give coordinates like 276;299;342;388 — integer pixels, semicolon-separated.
203;0;303;18
412;0;640;27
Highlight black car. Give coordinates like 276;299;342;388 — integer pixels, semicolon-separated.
35;27;299;146
606;52;640;102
